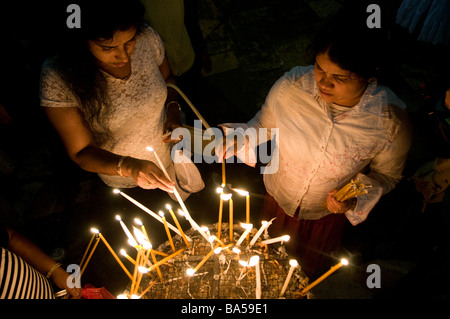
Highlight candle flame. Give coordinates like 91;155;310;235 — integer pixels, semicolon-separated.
120;249;127;256
240;222;253;229
216;187;223;194
233;188;249;196
177;209;185;217
113;189;121;194
239;260;248;267
214;247;222;254
282;235;291;242
133;226;151;249
249;255;260;267
146;146;154;152
340;258;349;266
232;247;241;254
158;211;165;218
134;218;143;226
289;259;298;267
117;294;128;299
186;268;195;276
138;266;149;274
90;228;99;234
220;193;232;200
165;204;172;210
115;215;122;221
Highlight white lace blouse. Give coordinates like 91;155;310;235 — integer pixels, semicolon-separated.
223;66;413;225
40;26;173;188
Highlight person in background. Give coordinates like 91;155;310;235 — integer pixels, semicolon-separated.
0;223;82;299
216;5;413;278
141;0;212;123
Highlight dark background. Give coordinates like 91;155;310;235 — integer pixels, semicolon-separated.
0;0;449;300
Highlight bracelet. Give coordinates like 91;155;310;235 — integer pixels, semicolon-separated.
117;156;129;177
46;262;63;279
166;100;181;110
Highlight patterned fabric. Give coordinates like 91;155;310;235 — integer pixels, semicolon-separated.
40;25;173;189
0;248;55;299
223;66;412;225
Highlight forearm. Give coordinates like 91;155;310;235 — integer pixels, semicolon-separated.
6;228;59;277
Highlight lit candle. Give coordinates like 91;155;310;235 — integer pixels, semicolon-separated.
114;189;190;241
115;215;138;247
134;218;150;242
233;188;250;224
166;204;190;247
186;243;221;276
120;249;136;265
235;223;253;246
80;228;101;276
260;235;290;246
216;187;224;240
146;146;192;220
177;209;210;242
279;259;298;297
249;255;261;299
97;230;132;280
300;258;349;295
249;219;274;247
159;211;175;252
229;197;233;241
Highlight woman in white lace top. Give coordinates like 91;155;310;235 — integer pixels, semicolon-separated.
40;1;184;194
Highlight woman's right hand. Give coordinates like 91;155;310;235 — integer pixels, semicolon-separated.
123;157;175;192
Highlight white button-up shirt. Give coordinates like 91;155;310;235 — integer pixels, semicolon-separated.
222;66;412;225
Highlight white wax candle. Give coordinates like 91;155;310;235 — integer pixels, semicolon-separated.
260;235;290;245
249;219;274;247
249;256;261;299
279;259;298;297
114;190;191;241
115;215;138;247
235;223;253;246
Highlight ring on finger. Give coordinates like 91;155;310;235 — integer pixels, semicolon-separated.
145;181;151;186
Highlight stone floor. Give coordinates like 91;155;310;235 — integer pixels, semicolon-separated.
1;0;449;301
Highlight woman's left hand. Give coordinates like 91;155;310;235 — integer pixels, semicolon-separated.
326;189;356;214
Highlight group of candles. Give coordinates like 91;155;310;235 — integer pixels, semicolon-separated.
78;145;349;299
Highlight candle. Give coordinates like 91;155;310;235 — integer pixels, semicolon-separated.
166;204;190;248
235;223;253;246
97;232;133;280
114;190;190;241
143;248;185;273
79;232;95;268
80;229;101;276
150;249;163;280
249;255;261;299
300;258;349;295
233;188;250;224
115;215;138;247
249;219;274;247
146;146;193;221
159;211;176;252
279;259;298;297
216;187;224;239
260;235;290;246
120;249;136;265
177;209;210;242
187;243;221;276
229;197;233;241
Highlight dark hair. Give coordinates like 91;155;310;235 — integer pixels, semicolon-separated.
310;3;390;81
50;0;145;143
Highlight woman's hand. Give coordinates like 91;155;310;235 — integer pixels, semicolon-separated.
326;189;356;214
51;267;82;299
123;157;174;192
